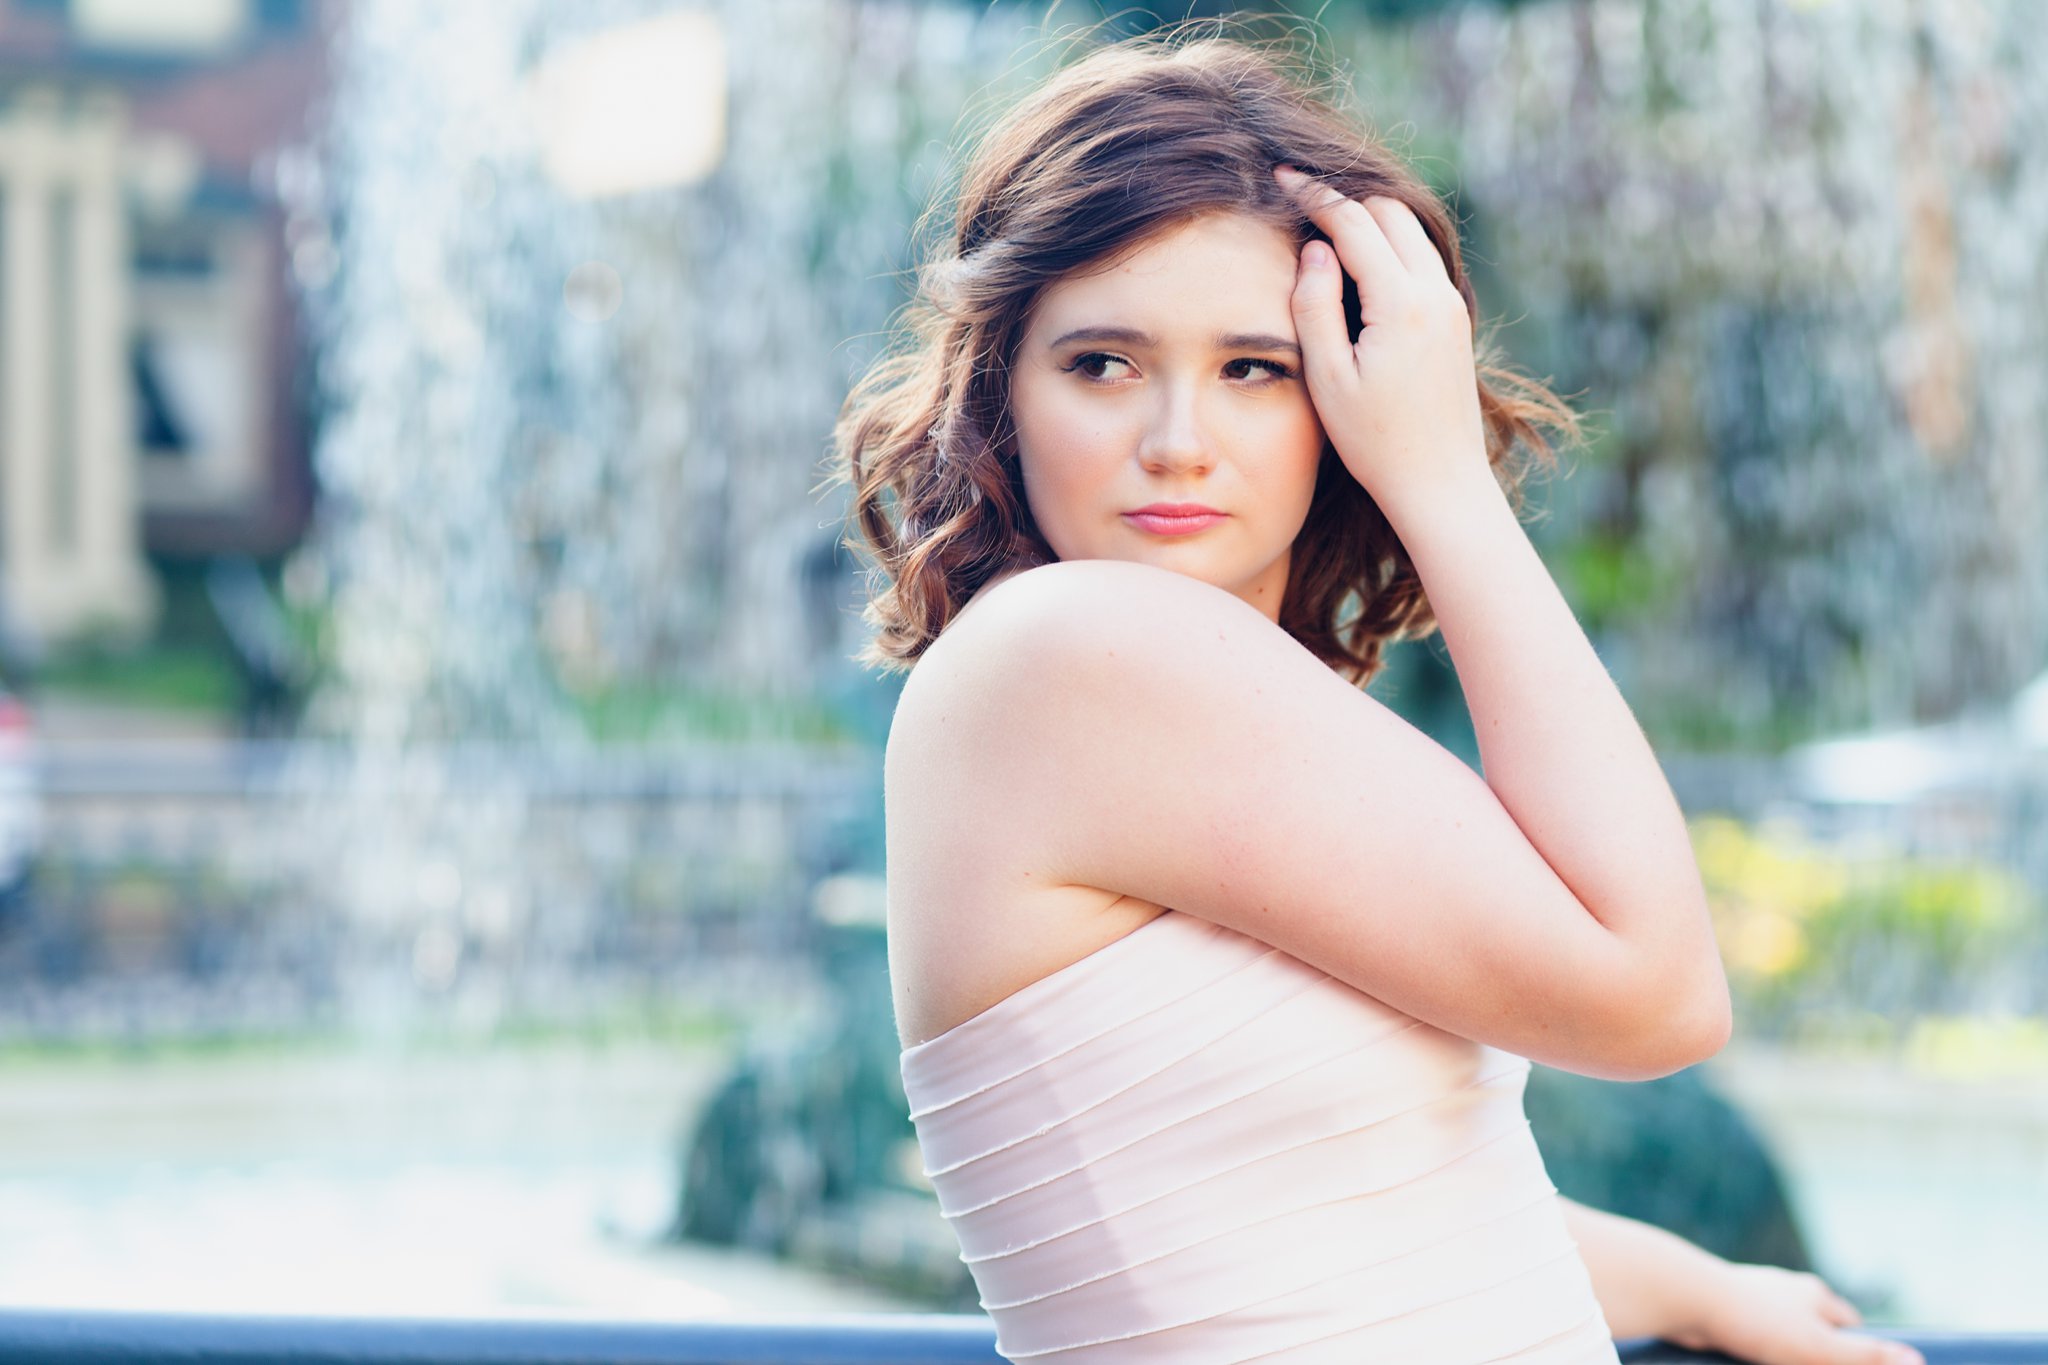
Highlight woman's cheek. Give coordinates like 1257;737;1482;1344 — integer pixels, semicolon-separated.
1014;451;1078;557
1283;392;1326;449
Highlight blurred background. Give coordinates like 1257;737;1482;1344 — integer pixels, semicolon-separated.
0;0;2042;1335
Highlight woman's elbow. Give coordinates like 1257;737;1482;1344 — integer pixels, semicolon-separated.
1682;974;1736;1065
1627;973;1734;1080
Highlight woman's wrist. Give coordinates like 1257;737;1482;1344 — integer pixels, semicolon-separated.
1657;1253;1750;1350
1367;456;1528;598
1563;1197;1731;1343
1363;447;1507;541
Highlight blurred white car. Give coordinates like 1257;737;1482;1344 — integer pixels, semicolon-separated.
0;684;39;915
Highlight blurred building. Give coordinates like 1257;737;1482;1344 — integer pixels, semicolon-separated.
0;0;325;651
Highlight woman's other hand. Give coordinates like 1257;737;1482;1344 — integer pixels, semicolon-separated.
1668;1261;1925;1365
1273;164;1494;513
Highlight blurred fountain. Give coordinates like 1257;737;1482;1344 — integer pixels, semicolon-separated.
1350;0;2048;745
266;0;1055;1036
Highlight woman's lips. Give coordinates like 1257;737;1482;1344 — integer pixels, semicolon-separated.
1123;510;1227;535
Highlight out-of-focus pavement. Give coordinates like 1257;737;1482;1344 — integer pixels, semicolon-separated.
30;697;239;746
0;1043;926;1319
3;695;933;1320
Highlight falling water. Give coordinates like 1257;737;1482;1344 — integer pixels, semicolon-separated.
1357;0;2048;742
270;0;1053;1028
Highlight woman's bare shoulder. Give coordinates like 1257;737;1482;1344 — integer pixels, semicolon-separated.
886;557;1258;855
884;562;1187;1045
889;557;1310;809
910;558;1277;694
883;555;1326;918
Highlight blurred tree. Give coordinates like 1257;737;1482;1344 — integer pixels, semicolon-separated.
1526;1064;1814;1273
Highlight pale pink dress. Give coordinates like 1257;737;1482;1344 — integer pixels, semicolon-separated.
899;908;1623;1363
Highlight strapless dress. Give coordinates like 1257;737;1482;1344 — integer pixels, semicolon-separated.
898;908;1622;1363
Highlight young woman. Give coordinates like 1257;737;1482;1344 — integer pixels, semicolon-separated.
833;28;1922;1365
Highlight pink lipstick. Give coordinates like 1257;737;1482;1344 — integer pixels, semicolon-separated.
1124;502;1226;536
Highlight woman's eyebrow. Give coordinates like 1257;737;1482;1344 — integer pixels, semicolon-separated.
1047;325;1301;361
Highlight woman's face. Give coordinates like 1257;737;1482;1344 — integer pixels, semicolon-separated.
1007;211;1327;624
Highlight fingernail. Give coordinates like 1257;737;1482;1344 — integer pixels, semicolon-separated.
1301;241;1328;268
1274;164;1301;181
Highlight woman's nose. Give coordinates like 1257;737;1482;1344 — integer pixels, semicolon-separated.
1135;385;1214;473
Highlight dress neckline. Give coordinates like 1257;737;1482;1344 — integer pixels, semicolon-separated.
900;908;1187;1061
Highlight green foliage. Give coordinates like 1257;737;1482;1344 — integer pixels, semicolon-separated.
1690;814;2035;1046
31;558;327;718
1557;533;1684;628
1649;697;1844;756
38;638;241;714
569;679;857;746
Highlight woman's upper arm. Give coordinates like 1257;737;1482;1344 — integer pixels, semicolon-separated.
937;559;1717;1082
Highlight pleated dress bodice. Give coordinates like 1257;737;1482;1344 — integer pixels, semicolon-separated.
898;908;1622;1364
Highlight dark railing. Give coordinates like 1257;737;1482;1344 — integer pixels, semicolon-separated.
0;1310;2032;1365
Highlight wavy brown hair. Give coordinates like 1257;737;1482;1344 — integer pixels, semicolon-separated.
828;24;1580;686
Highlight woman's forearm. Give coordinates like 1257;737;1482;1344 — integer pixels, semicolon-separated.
1560;1195;1729;1341
1380;472;1729;1042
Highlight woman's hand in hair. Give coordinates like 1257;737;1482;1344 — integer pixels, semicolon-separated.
1274;165;1495;516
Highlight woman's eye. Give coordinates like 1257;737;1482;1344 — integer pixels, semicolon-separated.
1066;353;1132;381
1065;354;1297;384
1224;357;1298;383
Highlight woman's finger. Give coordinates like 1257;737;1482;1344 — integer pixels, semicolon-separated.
1287;240;1355;383
1362;195;1455;285
1828;1319;1923;1365
1273;165;1406;309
